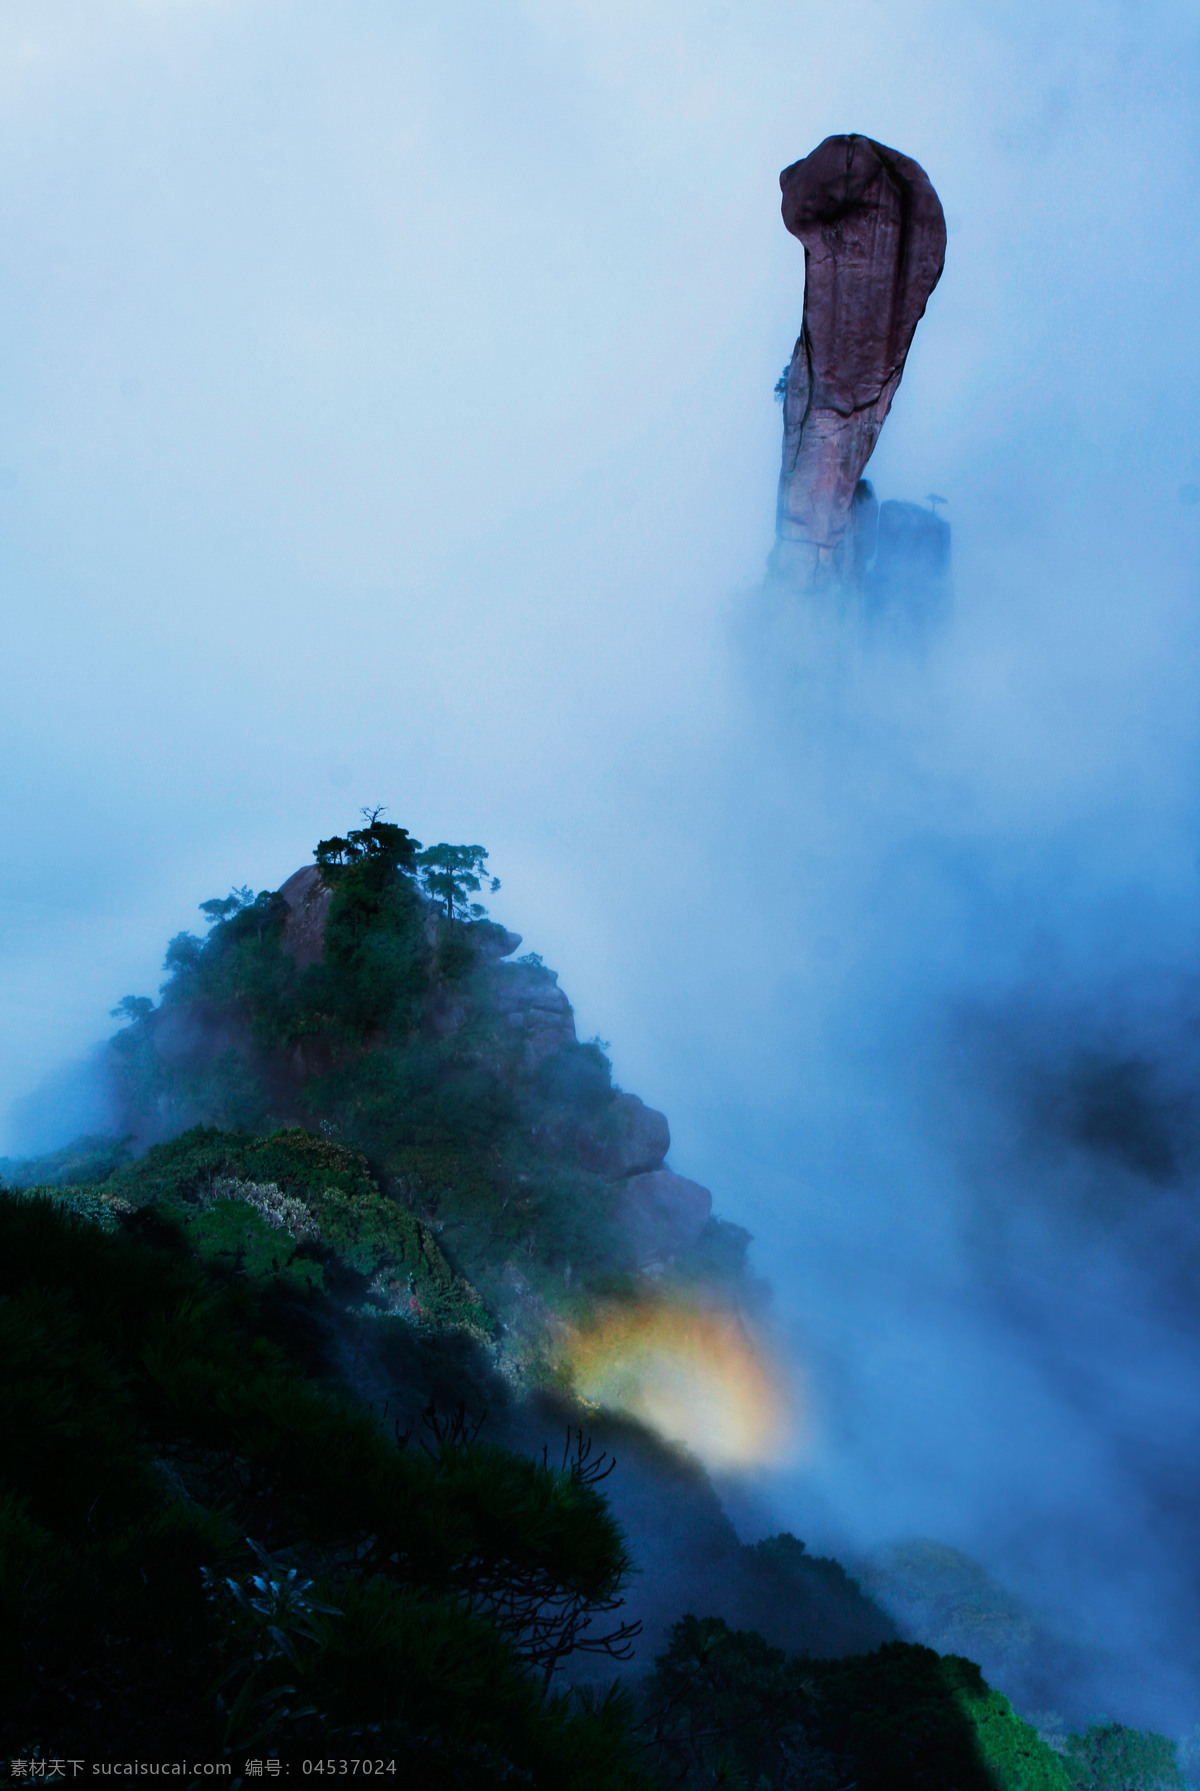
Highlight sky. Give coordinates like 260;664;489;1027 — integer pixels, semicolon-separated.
5;0;1200;1733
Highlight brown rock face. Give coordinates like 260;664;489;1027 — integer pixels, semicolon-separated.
489;960;578;1068
616;1170;713;1268
772;134;946;589
279;865;333;969
576;1092;670;1180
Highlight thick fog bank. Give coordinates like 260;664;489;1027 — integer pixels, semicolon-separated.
606;495;1200;1730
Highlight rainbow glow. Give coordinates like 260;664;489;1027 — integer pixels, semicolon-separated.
564;1296;796;1469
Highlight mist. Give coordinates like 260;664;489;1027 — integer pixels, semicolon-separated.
5;0;1200;1741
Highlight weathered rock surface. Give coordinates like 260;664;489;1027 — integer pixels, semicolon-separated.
474;922;522;959
576;1092;670;1180
279;865;333;969
772;134;946;591
616;1169;713;1267
490;960;578;1068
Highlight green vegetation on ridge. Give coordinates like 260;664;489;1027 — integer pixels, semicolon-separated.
98;814;760;1356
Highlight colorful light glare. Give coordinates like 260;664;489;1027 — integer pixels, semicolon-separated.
565;1297;794;1469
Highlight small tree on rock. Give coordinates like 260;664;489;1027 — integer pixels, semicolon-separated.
415;843;499;922
110;995;154;1026
199;887;254;927
315;809;420;881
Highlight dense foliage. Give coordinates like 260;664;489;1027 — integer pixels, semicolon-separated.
1064;1723;1184;1791
642;1616;1183;1791
0;1191;646;1782
98;1123;490;1330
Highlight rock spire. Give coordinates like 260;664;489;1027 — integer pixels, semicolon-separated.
771;134;946;593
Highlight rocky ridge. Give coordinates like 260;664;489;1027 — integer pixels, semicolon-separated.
103;847;721;1325
275;866;713;1271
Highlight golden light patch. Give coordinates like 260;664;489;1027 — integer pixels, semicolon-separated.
565;1298;795;1469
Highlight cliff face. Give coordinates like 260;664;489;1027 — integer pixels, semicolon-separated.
771;134;946;599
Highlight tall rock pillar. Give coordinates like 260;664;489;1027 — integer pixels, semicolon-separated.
770;134;946;592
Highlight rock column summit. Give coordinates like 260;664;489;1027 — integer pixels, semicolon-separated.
771;134;946;594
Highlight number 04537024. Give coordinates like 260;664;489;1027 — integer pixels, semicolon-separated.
300;1763;397;1776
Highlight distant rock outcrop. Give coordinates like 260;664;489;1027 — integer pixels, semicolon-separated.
771;134;946;594
868;498;951;616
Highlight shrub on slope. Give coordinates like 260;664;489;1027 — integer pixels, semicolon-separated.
0;1191;646;1784
642;1614;1182;1791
